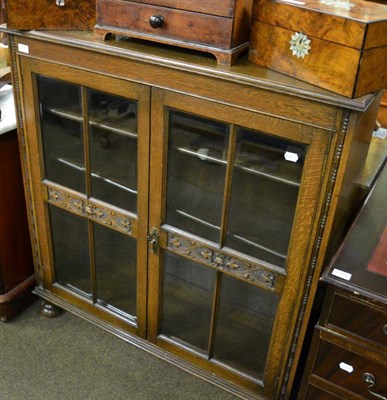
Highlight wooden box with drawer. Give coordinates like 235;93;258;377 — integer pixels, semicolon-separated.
299;165;387;399
94;0;253;65
249;0;387;98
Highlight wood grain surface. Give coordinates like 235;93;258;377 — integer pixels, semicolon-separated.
128;0;236;17
249;21;361;97
96;0;233;48
5;0;96;30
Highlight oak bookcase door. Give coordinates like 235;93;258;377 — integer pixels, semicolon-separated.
20;57;150;338
147;89;330;394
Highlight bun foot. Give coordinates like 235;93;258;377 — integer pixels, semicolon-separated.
39;300;62;318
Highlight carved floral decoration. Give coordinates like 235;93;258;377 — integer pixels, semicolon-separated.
168;233;276;290
48;187;132;235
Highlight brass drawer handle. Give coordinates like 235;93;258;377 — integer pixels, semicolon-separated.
149;15;164;29
362;373;387;400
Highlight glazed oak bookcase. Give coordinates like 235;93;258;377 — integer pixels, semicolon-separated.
5;28;382;399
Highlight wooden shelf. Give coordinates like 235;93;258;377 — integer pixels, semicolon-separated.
46;106;138;138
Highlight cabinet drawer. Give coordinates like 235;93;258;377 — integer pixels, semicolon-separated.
312;339;387;399
326;293;387;349
96;0;233;48
129;0;236;17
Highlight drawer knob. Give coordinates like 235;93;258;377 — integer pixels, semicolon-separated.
362;373;387;400
383;324;387;335
149;15;164;29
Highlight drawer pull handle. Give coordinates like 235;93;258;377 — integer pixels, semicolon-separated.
149;15;164;29
362;373;387;400
383;324;387;335
55;0;65;6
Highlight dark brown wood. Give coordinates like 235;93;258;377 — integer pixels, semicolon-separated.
97;0;233;48
94;0;253;66
299;166;387;399
0;276;36;322
5;0;96;30
249;0;387;98
304;384;346;400
0;130;35;321
326;292;387;350
127;0;237;17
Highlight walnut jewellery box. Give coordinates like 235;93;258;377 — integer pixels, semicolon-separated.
249;0;387;98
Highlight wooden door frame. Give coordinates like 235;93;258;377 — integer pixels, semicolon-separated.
147;87;331;396
19;56;151;337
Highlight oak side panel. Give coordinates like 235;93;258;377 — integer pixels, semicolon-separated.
324;92;383;263
275;108;348;398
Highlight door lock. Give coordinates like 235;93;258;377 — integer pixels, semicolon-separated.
147;228;159;254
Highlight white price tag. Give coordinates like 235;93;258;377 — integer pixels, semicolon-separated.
17;43;29;54
332;268;352;281
339;362;354;373
284;151;299;163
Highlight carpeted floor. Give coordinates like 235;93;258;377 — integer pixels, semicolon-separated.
0;300;238;400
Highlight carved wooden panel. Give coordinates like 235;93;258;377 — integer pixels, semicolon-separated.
46;184;136;237
166;231;283;292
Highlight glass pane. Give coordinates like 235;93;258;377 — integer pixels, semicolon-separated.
226;129;306;268
94;223;137;318
213;274;279;379
166;111;229;243
88;89;138;212
162;251;215;353
49;205;91;296
37;75;85;193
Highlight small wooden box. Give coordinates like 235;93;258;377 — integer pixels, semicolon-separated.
5;0;95;31
248;0;387;98
94;0;253;66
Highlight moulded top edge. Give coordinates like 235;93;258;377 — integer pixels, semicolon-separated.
0;26;376;112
